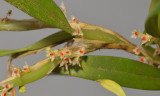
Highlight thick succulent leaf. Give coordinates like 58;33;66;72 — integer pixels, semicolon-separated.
0;31;72;57
145;2;160;38
5;0;72;33
98;79;126;96
54;55;160;90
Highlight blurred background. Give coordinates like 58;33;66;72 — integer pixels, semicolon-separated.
0;0;160;96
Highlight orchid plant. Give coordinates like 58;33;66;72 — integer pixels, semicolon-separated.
0;0;160;96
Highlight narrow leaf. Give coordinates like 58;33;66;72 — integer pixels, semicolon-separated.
5;0;73;33
54;55;160;90
0;31;72;57
83;29;123;43
98;79;126;96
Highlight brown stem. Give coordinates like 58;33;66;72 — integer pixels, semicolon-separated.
7;57;16;96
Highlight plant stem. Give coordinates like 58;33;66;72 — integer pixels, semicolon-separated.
7;57;16;96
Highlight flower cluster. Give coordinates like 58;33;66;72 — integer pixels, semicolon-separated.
131;30;154;64
12;62;30;77
132;46;153;64
132;47;148;63
46;46;85;70
60;2;83;36
0;83;13;96
131;29;152;45
0;62;30;95
131;29;160;65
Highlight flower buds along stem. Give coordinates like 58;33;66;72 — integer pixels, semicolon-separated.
131;30;155;64
71;16;84;36
45;38;86;70
131;29;152;45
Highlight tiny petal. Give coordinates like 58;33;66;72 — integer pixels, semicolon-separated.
59;52;65;59
65;50;71;55
50;53;54;56
131;29;139;39
1;92;8;96
12;67;21;77
72;56;81;67
140;57;146;62
23;62;30;72
59;61;66;67
142;36;146;40
141;34;152;45
50;57;55;62
71;15;78;23
133;47;140;55
65;64;68;70
2;83;13;92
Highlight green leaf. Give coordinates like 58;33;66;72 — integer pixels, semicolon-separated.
145;2;160;38
5;0;73;33
54;55;160;90
149;0;160;13
0;58;60;90
0;31;72;57
83;29;123;43
0;25;133;57
98;79;126;96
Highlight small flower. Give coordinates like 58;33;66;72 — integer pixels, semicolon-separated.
12;67;21;77
131;29;140;39
141;34;152;45
71;15;79;23
46;49;56;62
139;57;146;62
75;47;85;56
1;92;8;96
22;62;30;72
1;83;13;92
65;49;71;55
59;51;65;59
133;47;140;55
64;57;72;63
72;29;83;36
59;57;72;70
